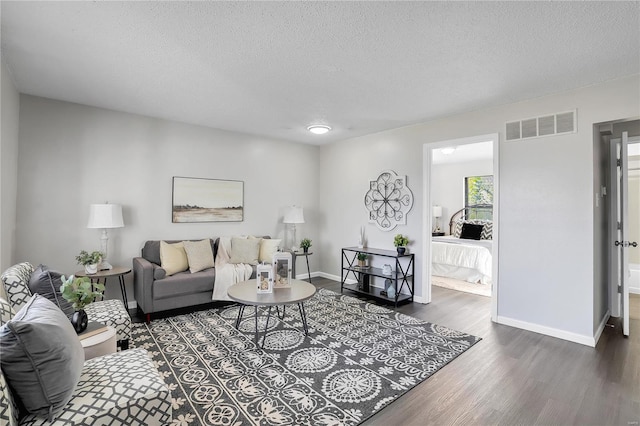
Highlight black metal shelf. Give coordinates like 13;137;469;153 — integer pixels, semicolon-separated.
341;247;415;307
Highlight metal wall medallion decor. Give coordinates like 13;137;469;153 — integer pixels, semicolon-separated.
364;170;414;231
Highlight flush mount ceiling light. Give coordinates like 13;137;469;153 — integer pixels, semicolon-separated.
440;147;456;155
307;125;332;135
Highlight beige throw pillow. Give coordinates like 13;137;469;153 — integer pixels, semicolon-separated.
160;241;189;276
183;239;215;273
229;237;260;265
259;238;282;264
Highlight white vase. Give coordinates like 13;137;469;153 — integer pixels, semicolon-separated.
85;264;98;274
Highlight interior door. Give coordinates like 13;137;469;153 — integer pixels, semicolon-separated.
611;132;630;336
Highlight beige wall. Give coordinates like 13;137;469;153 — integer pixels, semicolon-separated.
16;96;320;304
319;74;640;343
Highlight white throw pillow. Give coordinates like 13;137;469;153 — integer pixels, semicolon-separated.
259;239;282;264
160;241;189;276
183;240;215;273
229;237;260;265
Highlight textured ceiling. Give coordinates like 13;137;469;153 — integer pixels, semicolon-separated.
1;1;639;145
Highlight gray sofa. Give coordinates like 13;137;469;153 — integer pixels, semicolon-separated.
133;238;260;322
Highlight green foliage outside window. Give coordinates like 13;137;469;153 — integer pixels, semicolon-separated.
465;175;493;220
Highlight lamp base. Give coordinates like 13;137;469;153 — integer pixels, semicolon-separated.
98;261;113;271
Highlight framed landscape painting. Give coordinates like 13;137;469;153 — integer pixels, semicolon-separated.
172;176;244;223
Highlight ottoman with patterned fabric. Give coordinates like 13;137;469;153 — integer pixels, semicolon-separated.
1;262;131;348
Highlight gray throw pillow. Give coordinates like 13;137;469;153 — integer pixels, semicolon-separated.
0;294;84;420
28;264;74;320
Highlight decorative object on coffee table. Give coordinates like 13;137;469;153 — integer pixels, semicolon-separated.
364;170;414;231
256;263;273;294
75;250;104;274
394;233;409;255
60;275;105;333
272;251;292;289
86;203;124;270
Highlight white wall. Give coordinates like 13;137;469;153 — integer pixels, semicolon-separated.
319;74;640;344
1;56;20;274
431;158;493;234
16;96;320;304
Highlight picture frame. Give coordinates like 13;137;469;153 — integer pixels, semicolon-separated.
256;264;273;294
172;176;244;223
272;251;292;289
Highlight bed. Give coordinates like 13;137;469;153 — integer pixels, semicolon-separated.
431;206;493;285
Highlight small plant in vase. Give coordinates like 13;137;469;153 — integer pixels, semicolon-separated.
394;234;409;255
300;238;312;253
357;252;368;268
60;275;105;333
75;250;103;274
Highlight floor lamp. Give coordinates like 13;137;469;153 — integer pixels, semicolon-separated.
283;206;304;251
87;203;124;270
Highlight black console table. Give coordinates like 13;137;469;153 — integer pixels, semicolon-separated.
340;247;414;307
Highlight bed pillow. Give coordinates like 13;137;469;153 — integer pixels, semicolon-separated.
28;264;74;320
460;223;483;240
183;239;215;273
259;238;282;264
0;294;84;419
229;237;260;265
160;241;189;276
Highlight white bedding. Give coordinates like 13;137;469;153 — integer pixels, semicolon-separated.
431;238;492;285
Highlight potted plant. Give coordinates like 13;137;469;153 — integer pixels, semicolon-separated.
60;275;105;333
393;234;409;255
357;252;368;268
299;238;312;253
75;250;103;274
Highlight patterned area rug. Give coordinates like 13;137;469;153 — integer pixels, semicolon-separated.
131;288;480;425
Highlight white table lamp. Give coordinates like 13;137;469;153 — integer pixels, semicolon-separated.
87;203;124;270
283;206;304;251
433;205;442;232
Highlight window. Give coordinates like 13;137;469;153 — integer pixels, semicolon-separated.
464;175;493;220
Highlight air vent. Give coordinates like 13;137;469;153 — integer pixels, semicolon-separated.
505;110;576;141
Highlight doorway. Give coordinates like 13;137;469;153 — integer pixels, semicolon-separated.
422;133;499;321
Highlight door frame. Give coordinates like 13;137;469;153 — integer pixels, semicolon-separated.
422;133;500;321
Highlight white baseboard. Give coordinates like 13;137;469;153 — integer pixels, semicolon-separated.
496;315;596;347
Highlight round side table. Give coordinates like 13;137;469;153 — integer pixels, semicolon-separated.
74;266;132;310
80;326;117;360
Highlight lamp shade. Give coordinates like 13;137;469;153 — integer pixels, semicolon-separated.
283;206;305;224
433;206;442;218
87;204;124;229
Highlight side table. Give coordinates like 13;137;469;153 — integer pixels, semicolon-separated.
80;326;117;360
75;266;132;310
290;251;312;283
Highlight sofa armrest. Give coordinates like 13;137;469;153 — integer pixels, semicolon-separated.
133;257;156;314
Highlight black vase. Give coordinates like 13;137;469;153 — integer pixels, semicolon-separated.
71;309;88;333
303;247;309;253
397;247;406;255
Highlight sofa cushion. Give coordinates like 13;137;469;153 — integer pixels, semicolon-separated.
259;238;282;264
0;294;84;420
142;239;217;266
28;264;74;320
152;268;216;299
229;237;260;265
183;239;215;273
160;241;189;276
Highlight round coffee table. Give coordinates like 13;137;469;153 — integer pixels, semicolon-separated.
227;279;316;347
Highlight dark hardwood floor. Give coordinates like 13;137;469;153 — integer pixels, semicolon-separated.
131;278;639;425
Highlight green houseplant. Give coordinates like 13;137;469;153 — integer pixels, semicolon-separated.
60;275;105;333
393;234;409;255
75;250;103;274
300;238;312;253
357;252;368;267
